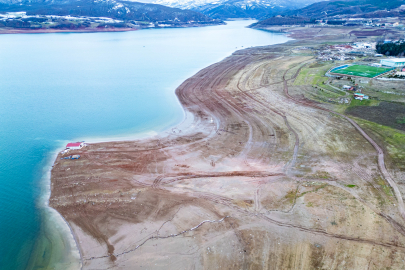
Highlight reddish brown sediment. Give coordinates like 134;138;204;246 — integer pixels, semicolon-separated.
50;42;405;269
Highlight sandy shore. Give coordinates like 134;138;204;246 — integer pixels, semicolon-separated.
50;33;405;269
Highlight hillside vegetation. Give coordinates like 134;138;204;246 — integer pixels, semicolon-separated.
0;0;220;24
376;41;405;56
288;0;405;18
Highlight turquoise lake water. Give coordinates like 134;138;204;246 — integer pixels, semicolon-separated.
0;20;291;269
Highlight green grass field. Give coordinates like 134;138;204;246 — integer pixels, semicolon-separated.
332;65;392;78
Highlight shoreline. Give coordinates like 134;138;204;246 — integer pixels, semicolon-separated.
40;91;190;269
0;20;297;270
0;22;225;35
42;73;197;268
37;144;82;269
46;45;257;267
48;40;298;267
47;39;298;268
40;20;281;269
43;98;197;269
49;31;316;268
83;111;195;144
0;27;139;35
54;111;193;266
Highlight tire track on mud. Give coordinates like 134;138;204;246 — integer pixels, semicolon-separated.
152;171;284;189
235;61;300;174
56;51;405;267
282;62;405;223
201;193;405;250
218;58;405;244
181;187;405;250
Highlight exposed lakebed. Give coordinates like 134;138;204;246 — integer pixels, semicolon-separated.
0;20;290;269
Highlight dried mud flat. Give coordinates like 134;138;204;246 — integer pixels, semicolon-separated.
50;43;405;269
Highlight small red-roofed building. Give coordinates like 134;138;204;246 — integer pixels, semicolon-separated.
66;142;85;150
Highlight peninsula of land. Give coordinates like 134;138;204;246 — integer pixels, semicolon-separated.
50;28;405;269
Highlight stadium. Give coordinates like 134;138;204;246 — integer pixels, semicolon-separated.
329;64;394;78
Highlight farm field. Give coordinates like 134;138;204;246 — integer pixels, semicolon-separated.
332;64;393;78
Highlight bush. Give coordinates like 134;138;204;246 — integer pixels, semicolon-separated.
376;41;405;56
4;19;31;28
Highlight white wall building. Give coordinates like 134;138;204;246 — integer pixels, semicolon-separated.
66;142;85;150
381;58;405;67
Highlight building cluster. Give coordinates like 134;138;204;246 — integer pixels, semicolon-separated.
355;19;403;28
316;17;404;28
317;42;376;61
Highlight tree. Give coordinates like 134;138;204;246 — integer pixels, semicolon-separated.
376;41;405;56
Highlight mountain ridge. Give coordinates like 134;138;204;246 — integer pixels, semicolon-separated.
0;0;222;24
287;0;405;18
152;0;323;20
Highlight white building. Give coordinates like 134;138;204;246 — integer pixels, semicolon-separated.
381;58;405;67
354;42;375;49
395;72;405;76
66;142;85;150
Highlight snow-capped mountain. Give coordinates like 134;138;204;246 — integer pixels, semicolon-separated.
154;0;220;10
0;0;221;23
152;0;323;19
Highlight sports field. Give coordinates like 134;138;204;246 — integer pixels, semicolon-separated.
331;64;393;78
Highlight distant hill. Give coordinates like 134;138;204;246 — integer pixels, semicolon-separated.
250;15;315;27
153;0;323;20
250;0;405;28
0;0;220;23
288;0;405;18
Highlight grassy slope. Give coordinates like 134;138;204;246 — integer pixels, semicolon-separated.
356;118;405;171
293;58;405;173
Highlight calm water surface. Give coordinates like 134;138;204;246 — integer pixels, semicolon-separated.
0;20;291;269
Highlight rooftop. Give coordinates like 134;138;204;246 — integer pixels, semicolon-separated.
382;58;405;62
66;142;82;147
